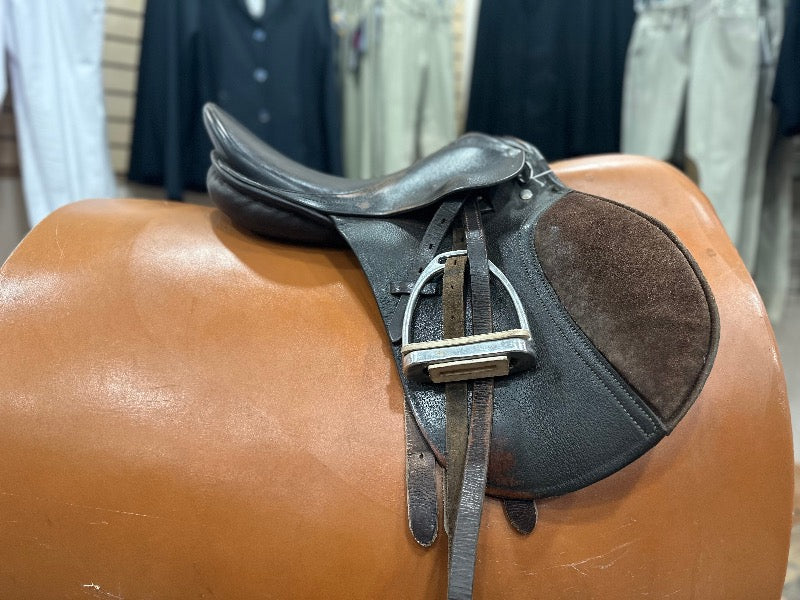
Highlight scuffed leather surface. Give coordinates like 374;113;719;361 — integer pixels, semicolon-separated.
204;103;525;221
535;192;719;426
0;154;792;597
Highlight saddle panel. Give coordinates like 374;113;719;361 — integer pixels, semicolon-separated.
207;166;346;246
0;183;791;598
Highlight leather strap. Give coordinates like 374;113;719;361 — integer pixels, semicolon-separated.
404;403;439;546
402;200;465;548
447;200;494;600
443;228;468;537
463;200;493;337
388;198;465;342
448;380;493;600
503;499;538;535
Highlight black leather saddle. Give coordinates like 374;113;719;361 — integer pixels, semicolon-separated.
203;103;720;599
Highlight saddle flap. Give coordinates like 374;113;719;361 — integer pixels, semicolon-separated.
333;179;718;501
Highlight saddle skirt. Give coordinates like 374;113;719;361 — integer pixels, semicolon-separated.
202;103;720;599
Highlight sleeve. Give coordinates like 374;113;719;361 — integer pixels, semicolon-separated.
465;0;502;133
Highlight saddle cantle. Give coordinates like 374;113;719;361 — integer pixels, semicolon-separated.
203;103;720;599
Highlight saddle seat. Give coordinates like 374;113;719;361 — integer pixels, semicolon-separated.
204;103;527;244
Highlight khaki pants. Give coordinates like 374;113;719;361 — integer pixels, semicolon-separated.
335;0;456;178
622;0;792;320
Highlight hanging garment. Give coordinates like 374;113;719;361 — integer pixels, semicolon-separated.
758;0;800;321
737;1;787;268
466;0;635;161
773;0;800;136
622;0;791;321
456;0;481;130
752;126;794;321
334;0;456;179
622;0;762;244
0;0;116;226
129;0;342;199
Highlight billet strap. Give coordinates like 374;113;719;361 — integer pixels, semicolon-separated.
388;198;465;342
444;229;468;538
447;200;495;600
404;403;439;546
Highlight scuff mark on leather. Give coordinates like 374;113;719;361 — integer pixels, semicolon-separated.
487;444;522;489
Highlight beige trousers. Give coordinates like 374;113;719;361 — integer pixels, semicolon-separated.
335;0;457;178
622;0;792;320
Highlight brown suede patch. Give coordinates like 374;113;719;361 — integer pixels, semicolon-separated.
534;192;715;426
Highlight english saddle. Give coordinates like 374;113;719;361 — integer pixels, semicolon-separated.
202;103;719;599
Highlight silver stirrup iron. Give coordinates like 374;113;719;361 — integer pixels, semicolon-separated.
400;250;536;383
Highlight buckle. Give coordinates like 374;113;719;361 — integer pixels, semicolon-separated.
400;250;536;383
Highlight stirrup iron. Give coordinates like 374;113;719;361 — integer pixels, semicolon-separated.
400;250;536;383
